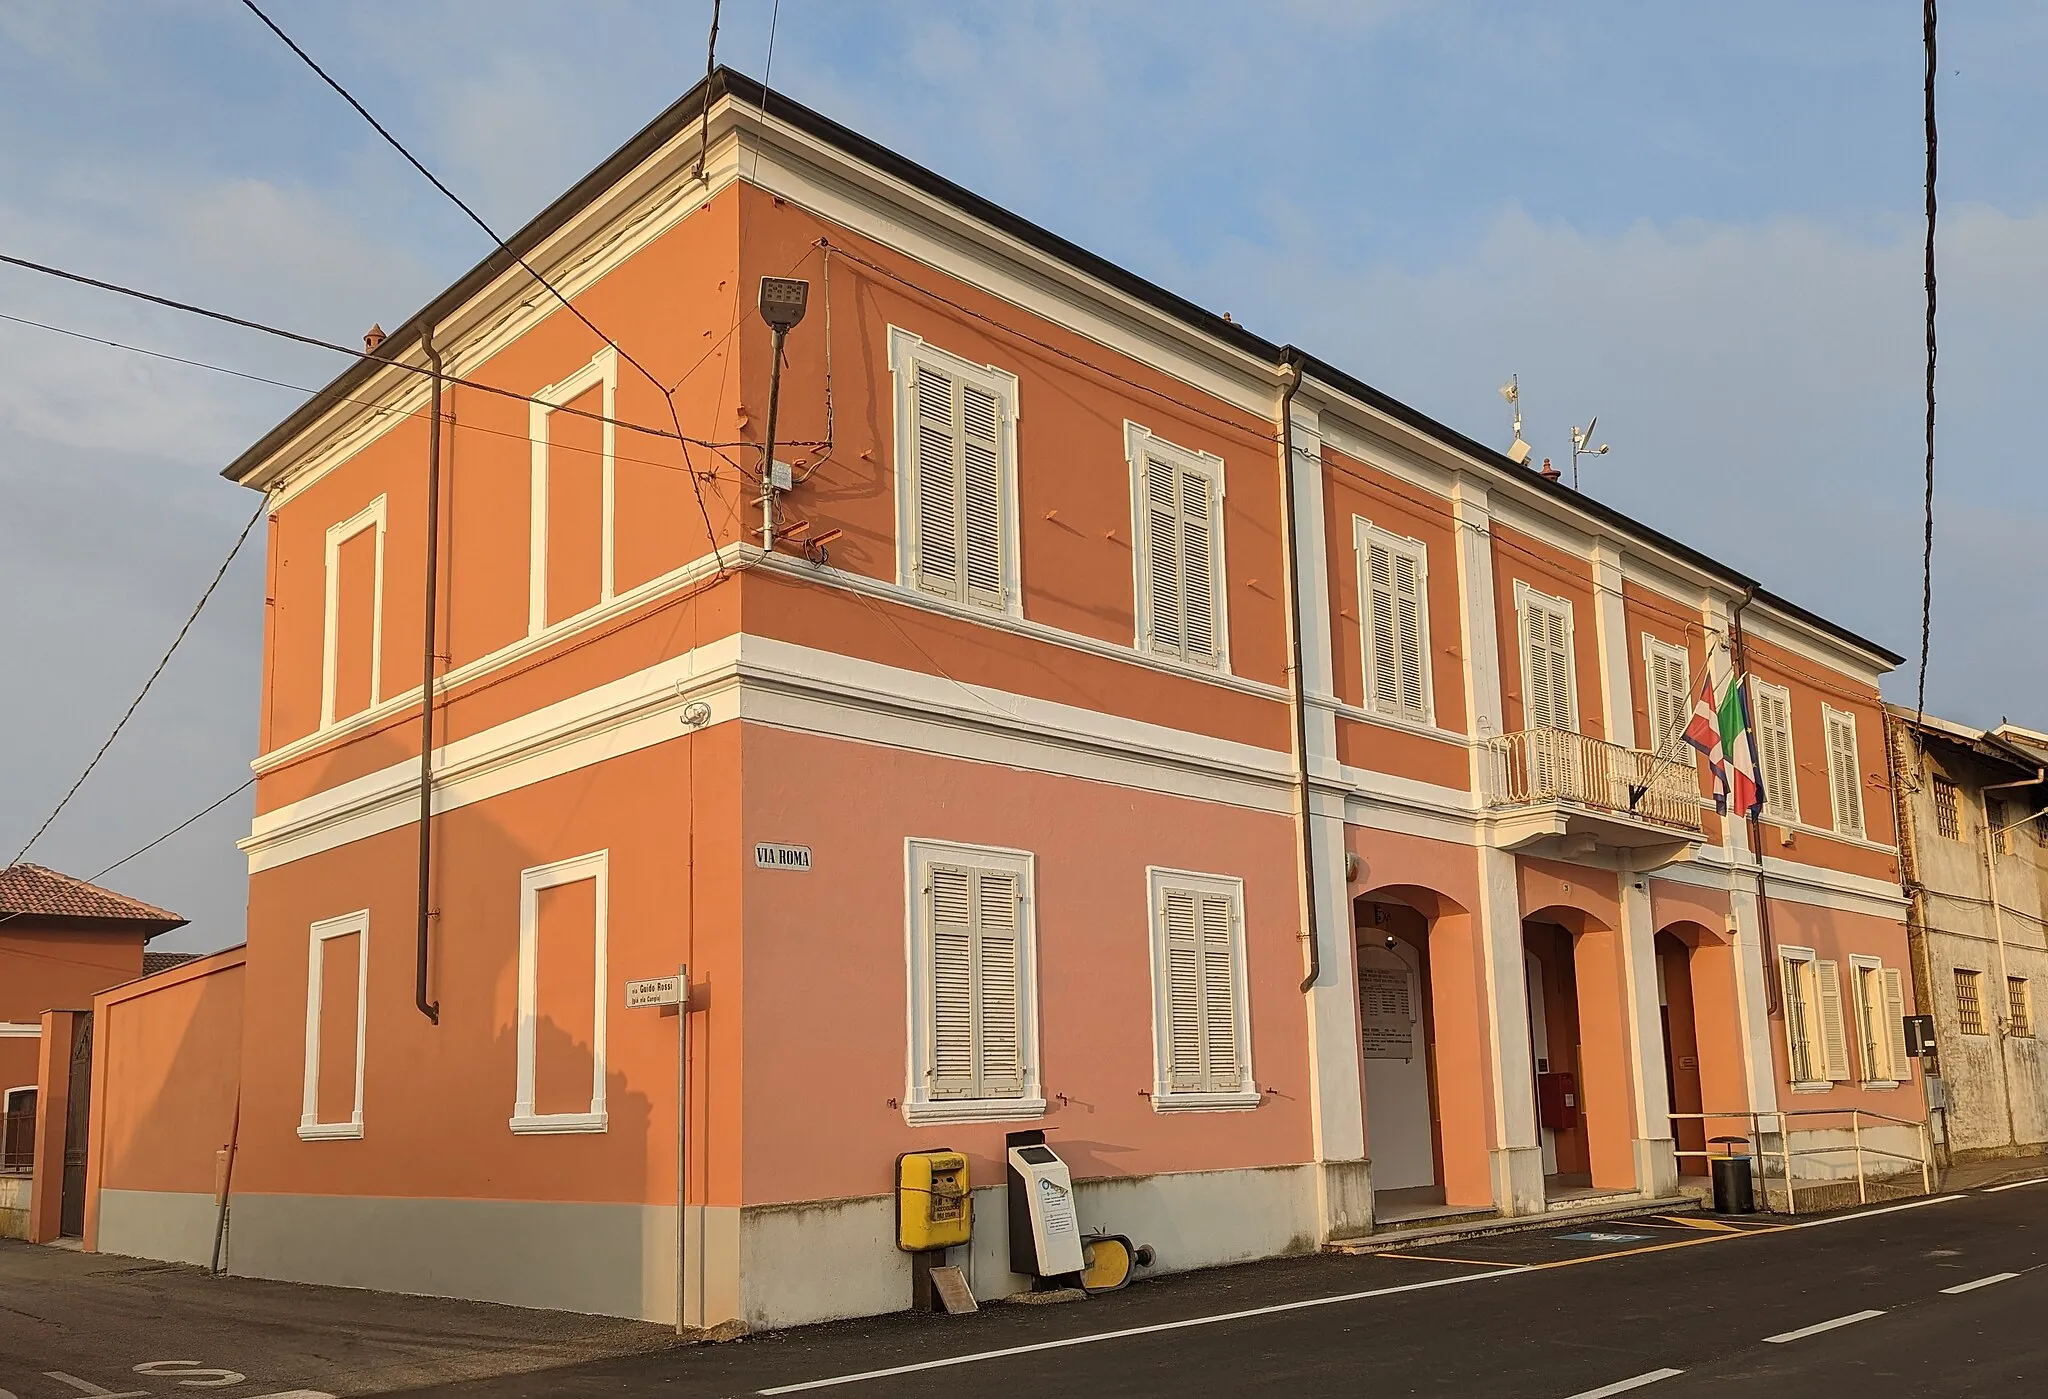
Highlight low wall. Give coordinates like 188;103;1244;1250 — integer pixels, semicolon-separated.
86;948;245;1257
0;1174;29;1239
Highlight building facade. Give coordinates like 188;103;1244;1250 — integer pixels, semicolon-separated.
84;72;1924;1331
1888;709;2048;1161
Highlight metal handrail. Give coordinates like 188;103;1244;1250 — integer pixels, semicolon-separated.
1670;1107;1933;1213
1480;727;1704;834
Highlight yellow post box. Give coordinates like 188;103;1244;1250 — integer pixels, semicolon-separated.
896;1150;972;1251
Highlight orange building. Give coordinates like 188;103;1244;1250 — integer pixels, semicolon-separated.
84;72;1924;1330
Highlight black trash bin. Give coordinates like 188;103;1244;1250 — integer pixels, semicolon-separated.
1709;1136;1755;1214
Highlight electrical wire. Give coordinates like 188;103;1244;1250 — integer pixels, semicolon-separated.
1915;0;1938;723
7;503;264;868
237;0;728;572
0;251;759;454
0;779;254;942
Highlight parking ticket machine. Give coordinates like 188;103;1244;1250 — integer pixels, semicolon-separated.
1007;1134;1085;1279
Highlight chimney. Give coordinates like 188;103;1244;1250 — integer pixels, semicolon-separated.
1539;456;1561;482
363;323;386;353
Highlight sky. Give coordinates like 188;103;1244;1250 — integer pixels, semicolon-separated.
2;1;2043;953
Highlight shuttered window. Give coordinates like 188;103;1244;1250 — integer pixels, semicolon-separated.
906;841;1039;1122
1782;947;1850;1085
1851;956;1910;1083
1358;521;1431;724
1518;586;1576;732
892;331;1017;614
1824;705;1865;838
1644;637;1691;756
1133;430;1225;667
1752;679;1797;824
1149;869;1256;1108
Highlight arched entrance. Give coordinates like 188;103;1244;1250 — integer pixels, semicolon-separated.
1355;886;1492;1215
1655;918;1749;1176
1523;904;1636;1197
1657;929;1707;1175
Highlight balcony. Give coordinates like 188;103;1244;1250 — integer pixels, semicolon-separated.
1480;727;1704;865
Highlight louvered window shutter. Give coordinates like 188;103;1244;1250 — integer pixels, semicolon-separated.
1544;608;1573;730
1827;711;1864;838
973;868;1024;1097
1817;959;1852;1081
1883;967;1910;1079
1523;597;1573;731
1524;607;1554;729
1198;893;1241;1092
911;364;961;600
959;385;1006;608
1162;891;1204;1092
1144;456;1184;655
1367;542;1400;714
927;865;976;1098
1759;688;1796;821
1178;467;1217;663
1649;647;1688;754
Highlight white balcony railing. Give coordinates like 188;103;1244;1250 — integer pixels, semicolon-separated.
1480;727;1704;835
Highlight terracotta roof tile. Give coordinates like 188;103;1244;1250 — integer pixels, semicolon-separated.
0;865;186;929
142;951;199;976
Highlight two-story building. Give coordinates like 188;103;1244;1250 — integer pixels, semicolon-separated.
82;71;1922;1332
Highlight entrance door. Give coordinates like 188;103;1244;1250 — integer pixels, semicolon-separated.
60;1011;92;1238
1359;937;1435;1191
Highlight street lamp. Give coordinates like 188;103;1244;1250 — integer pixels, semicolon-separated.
756;276;810;549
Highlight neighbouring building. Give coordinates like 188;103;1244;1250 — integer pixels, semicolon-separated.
0;864;186;1239
1887;708;2048;1162
82;71;1925;1331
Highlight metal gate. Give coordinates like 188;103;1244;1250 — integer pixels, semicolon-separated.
60;1010;92;1237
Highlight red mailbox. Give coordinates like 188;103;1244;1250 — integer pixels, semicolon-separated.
1537;1071;1579;1131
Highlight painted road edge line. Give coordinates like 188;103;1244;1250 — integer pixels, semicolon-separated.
1984;1177;2048;1193
1790;1194;1966;1228
1941;1271;2020;1294
1764;1309;1885;1344
1563;1367;1684;1398
756;1265;1535;1394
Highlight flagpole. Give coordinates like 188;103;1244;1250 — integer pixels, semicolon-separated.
1727;587;1783;1018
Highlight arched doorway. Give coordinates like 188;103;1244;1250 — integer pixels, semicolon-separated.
1657;929;1707;1175
1355;886;1492;1215
1523;905;1635;1197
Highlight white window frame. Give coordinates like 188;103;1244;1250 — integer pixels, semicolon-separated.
528;347;620;637
298;909;369;1140
1750;677;1798;825
1823;703;1866;839
512;850;610;1134
887;326;1023;616
1127;421;1230;672
1514;579;1580;733
1354;517;1435;728
1145;867;1257;1112
319;496;387;730
1641;635;1691;757
1848;954;1900;1088
902;838;1042;1125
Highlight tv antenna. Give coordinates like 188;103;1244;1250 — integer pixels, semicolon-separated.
1569;417;1609;489
1499;376;1532;465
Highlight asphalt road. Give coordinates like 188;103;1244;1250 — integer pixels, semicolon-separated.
3;1180;2044;1398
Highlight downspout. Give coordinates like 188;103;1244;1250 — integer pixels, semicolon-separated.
1275;352;1321;992
1979;767;2042;1147
1725;586;1780;1015
415;328;444;1025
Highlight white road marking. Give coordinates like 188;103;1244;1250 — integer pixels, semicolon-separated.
1563;1367;1685;1397
1763;1309;1885;1343
1984;1177;2048;1193
755;1265;1536;1393
1941;1271;2020;1294
44;1374;147;1399
1789;1195;1966;1228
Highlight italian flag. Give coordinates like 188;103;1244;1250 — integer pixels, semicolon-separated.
1682;672;1730;813
1719;674;1765;820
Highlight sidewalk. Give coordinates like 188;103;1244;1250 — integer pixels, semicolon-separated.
1939;1151;2048;1192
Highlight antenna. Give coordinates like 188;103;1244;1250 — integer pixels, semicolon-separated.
1500;375;1532;465
1568;415;1610;489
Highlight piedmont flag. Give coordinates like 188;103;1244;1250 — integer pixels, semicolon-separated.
1719;674;1766;821
1682;672;1730;812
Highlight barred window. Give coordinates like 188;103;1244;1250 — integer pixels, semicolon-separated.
2009;977;2033;1038
1956;969;1987;1036
1933;777;1961;840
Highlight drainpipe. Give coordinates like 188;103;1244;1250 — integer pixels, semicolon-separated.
1980;768;2042;1147
1275;352;1321;992
1725;586;1781;1015
415;328;445;1025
